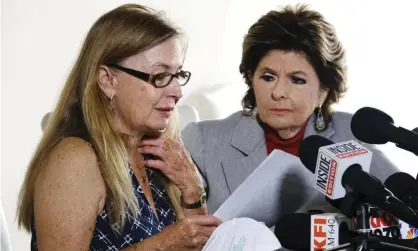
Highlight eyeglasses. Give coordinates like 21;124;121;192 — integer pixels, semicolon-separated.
107;64;191;88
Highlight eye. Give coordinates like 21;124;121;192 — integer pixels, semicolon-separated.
154;72;171;81
290;75;306;85
260;74;276;82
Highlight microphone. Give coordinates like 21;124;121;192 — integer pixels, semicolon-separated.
385;172;418;240
275;213;417;251
299;135;375;200
385;172;418;211
299;135;418;228
351;107;418;156
274;213;353;251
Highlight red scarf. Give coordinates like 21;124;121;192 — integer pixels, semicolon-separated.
263;123;307;156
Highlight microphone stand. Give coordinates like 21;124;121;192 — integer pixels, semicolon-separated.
321;193;417;251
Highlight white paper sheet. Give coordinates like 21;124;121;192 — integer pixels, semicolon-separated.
202;217;281;251
214;149;330;227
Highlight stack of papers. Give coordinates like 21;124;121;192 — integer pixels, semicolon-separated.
214;149;333;227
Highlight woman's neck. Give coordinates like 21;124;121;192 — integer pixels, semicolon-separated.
126;135;142;151
112;115;146;151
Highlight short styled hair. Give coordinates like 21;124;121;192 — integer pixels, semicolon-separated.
239;4;347;125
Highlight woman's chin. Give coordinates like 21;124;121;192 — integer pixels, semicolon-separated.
144;128;164;138
144;123;169;138
264;118;294;130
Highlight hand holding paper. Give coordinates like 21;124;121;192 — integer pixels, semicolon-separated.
202;218;281;251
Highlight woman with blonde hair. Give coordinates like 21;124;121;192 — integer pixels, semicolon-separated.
17;4;221;251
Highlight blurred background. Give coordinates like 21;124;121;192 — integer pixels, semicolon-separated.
2;0;418;249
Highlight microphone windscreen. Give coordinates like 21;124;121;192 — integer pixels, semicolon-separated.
275;213;356;250
274;213;311;251
351;107;394;144
299;135;333;173
385;172;418;197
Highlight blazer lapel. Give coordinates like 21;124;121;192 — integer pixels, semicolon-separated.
220;113;336;194
221;115;268;193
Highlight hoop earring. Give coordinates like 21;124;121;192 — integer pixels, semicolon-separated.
315;105;326;131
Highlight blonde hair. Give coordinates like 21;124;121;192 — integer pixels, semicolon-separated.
17;3;184;231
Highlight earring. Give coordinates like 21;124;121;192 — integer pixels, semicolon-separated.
315;105;326;131
109;95;115;110
251;108;258;119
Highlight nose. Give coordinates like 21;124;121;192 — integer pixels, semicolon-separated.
164;78;183;101
271;77;289;101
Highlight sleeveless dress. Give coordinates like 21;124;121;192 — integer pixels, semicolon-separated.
30;165;176;251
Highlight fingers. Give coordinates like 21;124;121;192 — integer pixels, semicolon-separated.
181;224;214;248
144;159;167;172
186;215;223;227
199;226;217;237
139;138;182;153
199;216;223;227
189;234;210;249
169;216;220;250
186;225;217;249
138;146;163;157
138;138;164;147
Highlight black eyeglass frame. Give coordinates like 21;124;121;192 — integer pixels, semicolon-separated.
107;64;191;88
